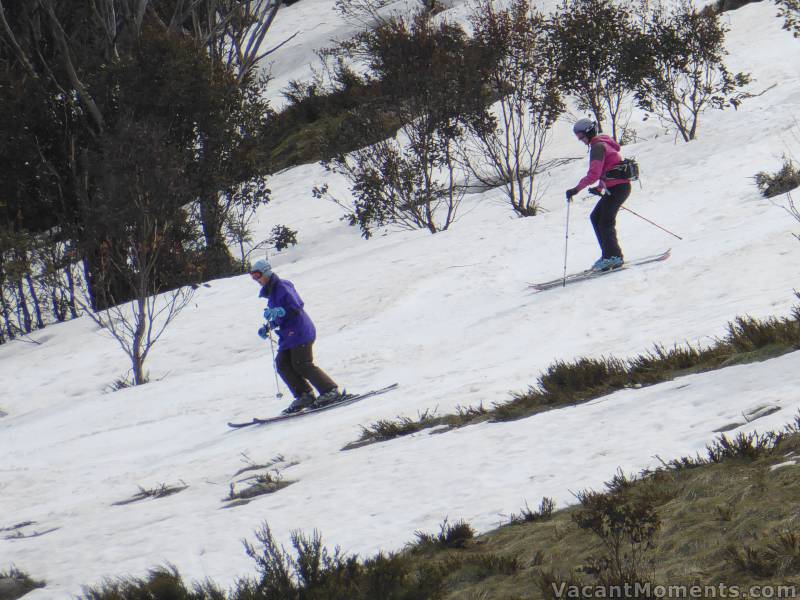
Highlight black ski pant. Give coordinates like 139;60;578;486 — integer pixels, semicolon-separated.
590;182;630;260
275;342;337;399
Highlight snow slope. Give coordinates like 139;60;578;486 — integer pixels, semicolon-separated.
1;2;799;597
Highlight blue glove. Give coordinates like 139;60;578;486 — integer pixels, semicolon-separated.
257;324;269;339
565;188;578;202
263;307;286;322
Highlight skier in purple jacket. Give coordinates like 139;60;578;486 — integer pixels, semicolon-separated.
565;118;631;271
250;259;341;413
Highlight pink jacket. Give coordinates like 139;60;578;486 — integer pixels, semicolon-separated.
574;134;628;192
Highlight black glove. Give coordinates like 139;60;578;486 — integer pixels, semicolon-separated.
565;188;578;202
588;186;603;197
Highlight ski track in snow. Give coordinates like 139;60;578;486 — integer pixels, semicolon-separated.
1;1;800;597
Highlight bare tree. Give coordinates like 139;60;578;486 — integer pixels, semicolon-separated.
76;119;197;386
465;0;563;217
79;282;194;386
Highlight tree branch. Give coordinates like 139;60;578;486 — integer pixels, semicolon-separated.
43;0;106;132
0;0;40;80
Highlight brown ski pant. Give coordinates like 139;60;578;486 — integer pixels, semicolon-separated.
275;343;337;398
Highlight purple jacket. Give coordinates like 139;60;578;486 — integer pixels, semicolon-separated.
259;274;316;351
574;134;628;192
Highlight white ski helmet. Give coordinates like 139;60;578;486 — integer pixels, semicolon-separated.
573;118;598;140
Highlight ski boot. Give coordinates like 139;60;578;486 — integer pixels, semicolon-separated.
282;391;316;414
594;256;624;272
313;388;345;408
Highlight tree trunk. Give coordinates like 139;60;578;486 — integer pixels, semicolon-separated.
65;264;78;318
50;286;65;322
131;295;147;385
199;191;235;278
0;285;12;340
26;272;45;329
82;244;135;311
15;278;32;333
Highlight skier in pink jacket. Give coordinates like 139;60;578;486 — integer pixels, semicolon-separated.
565;118;631;271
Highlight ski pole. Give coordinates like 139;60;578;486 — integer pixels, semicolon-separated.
563;200;571;287
621;206;683;240
264;326;284;399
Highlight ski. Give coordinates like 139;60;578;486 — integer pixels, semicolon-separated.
529;249;671;292
228;383;399;429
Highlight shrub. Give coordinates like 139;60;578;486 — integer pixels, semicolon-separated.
573;480;661;588
627;343;727;379
508;497;556;525
112;483;188;506
538;356;628;399
240;524;448;599
755;156;800;198
726;532;800;578
768;531;800;575
353;409;439;444
444;553;521;582
225;470;293;502
104;374;135;393
0;567;45;600
414;519;476;551
78;565;221;599
705;431;782;462
724;314;800;352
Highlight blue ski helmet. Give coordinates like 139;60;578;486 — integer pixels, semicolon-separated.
573;118;598;140
251;258;272;276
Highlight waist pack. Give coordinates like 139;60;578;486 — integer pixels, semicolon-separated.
606;158;639;181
